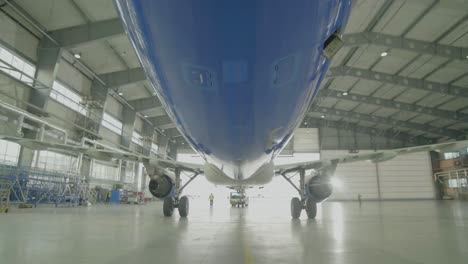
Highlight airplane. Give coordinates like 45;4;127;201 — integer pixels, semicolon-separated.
3;0;468;219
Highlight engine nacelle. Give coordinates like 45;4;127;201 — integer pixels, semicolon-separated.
306;176;333;203
148;175;175;199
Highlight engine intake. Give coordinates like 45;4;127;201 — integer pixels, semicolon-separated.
148;175;174;199
306;176;333;202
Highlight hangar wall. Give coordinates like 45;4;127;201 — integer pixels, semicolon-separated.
322;150;434;200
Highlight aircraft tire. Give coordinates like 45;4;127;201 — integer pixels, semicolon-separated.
305;198;317;219
179;196;189;217
163;197;174;217
291;197;302;219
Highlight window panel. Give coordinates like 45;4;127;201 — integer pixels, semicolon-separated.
443;152;460;160
0;140;20;166
0;45;36;86
102;112;123;135
91;161;119;181
151;143;159;155
32;150;78;173
132;131;143;146
50;81;87;115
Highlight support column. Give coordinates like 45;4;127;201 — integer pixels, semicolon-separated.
156;134;169;159
120;107;136;149
86;81;109;138
167;139;178;160
141;121;155;156
18;39;63;168
29;40;63;113
80;157;93;181
120;107;136;183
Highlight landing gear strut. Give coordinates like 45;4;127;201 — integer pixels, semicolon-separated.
280;169;317;219
163;168;199;218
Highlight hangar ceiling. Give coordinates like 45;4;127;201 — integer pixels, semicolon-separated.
3;0;468;146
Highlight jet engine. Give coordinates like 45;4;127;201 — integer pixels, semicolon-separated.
306;176;333;202
148;175;175;199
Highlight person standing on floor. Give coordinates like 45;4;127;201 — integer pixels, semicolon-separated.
209;193;214;207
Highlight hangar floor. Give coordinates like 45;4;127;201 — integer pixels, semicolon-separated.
1;199;467;264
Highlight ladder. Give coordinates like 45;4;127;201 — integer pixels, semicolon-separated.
0;178;11;213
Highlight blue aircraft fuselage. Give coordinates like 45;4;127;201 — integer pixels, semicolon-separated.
115;0;352;181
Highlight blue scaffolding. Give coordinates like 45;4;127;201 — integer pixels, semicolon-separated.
0;165;91;206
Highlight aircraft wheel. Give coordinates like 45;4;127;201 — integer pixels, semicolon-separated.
179;196;189;218
291;197;302;219
305;199;317;219
163;197;174;217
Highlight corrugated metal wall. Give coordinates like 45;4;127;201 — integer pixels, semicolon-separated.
321;150;379;200
293;128;319;152
378;153;434;199
321;150;434;200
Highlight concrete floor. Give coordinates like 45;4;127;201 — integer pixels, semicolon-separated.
1;199;468;264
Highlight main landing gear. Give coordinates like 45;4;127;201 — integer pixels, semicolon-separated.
163;168;200;218
280;169;317;219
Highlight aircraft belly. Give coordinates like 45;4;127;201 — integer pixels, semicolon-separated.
115;0;352;180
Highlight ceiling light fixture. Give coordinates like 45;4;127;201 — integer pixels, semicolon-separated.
342;92;348;96
118;92;123;96
144;115;148;118
321;115;325;118
304;122;308;125
380;51;388;57
73;53;81;59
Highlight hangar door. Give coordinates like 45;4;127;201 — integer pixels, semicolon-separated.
321;151;434;200
378;152;434;199
321;150;379;200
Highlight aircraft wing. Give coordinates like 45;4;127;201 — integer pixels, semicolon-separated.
274;140;468;174
147;157;203;173
0;135;203;172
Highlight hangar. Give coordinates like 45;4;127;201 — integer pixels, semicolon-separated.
0;0;467;263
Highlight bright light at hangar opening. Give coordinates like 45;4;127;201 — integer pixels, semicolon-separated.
330;178;343;189
380;51;388;57
73;53;81;59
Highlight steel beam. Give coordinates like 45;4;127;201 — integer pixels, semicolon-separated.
326;66;468;98
164;128;181;139
304;117;433;146
127;96;162;112
148;116;173;127
318;90;468;122
160;123;176;130
47;18;124;48
343;32;468;61
141;106;166;118
141;120;155;156
309;106;464;139
95;68;146;89
121;108;136;148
